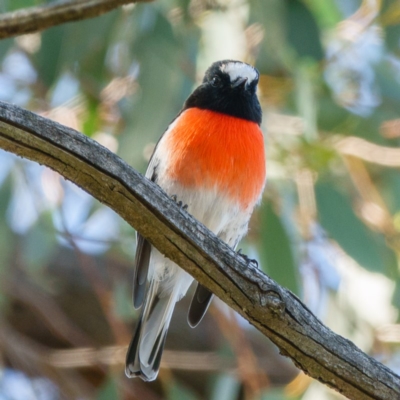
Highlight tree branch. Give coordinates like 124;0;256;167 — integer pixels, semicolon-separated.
0;101;398;400
0;0;151;40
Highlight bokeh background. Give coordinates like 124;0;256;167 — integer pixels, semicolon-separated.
0;0;400;399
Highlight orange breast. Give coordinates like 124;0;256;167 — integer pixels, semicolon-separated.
165;108;266;209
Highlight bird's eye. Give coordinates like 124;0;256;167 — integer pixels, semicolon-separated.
211;76;221;87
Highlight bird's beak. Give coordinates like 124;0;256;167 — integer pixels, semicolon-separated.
231;77;248;89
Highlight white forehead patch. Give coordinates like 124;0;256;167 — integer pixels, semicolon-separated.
220;62;258;83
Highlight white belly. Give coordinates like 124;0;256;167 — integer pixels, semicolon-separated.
149;180;252;299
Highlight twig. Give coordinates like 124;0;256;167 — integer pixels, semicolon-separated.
0;0;151;40
335;136;400;167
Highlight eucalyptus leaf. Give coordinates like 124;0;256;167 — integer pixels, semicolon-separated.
168;381;201;400
96;376;120;400
286;0;324;61
259;201;299;295
34;25;66;88
315;181;396;273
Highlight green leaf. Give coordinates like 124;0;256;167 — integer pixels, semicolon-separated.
379;169;400;215
249;0;289;72
376;61;400;103
259;201;300;295
5;0;37;11
0;173;15;271
304;0;342;29
34;25;66;88
0;38;14;61
391;277;400;313
167;381;201;400
96;376;120;400
59;10;120;84
34;10;120;90
297;138;337;173
384;24;400;53
315;181;396;273
117;7;193;166
316;89;353;132
22;213;57;274
286;0;324;61
82;97;100;137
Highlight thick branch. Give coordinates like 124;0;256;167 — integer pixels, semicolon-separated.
0;101;398;400
0;0;150;40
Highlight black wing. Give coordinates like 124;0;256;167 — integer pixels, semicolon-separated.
187;283;213;328
132;155;160;309
132;234;152;309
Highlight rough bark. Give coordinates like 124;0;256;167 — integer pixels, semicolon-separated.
0;101;398;399
0;0;151;39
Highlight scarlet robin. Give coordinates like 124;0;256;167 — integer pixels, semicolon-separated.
126;60;266;381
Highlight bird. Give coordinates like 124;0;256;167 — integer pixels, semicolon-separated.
125;60;266;381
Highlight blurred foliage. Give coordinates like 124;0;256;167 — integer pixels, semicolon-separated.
1;0;400;399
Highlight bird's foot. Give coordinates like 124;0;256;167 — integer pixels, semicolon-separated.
171;194;188;210
237;248;259;268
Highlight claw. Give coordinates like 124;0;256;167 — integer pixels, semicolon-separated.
238;250;259;268
170;195;189;211
250;259;259;268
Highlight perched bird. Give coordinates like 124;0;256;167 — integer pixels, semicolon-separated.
125;60;266;381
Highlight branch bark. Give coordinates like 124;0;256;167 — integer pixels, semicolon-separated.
0;101;398;400
0;0;151;40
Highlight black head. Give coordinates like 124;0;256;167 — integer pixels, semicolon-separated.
183;60;262;125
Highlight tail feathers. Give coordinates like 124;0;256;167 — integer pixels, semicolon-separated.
125;280;176;381
187;283;213;328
